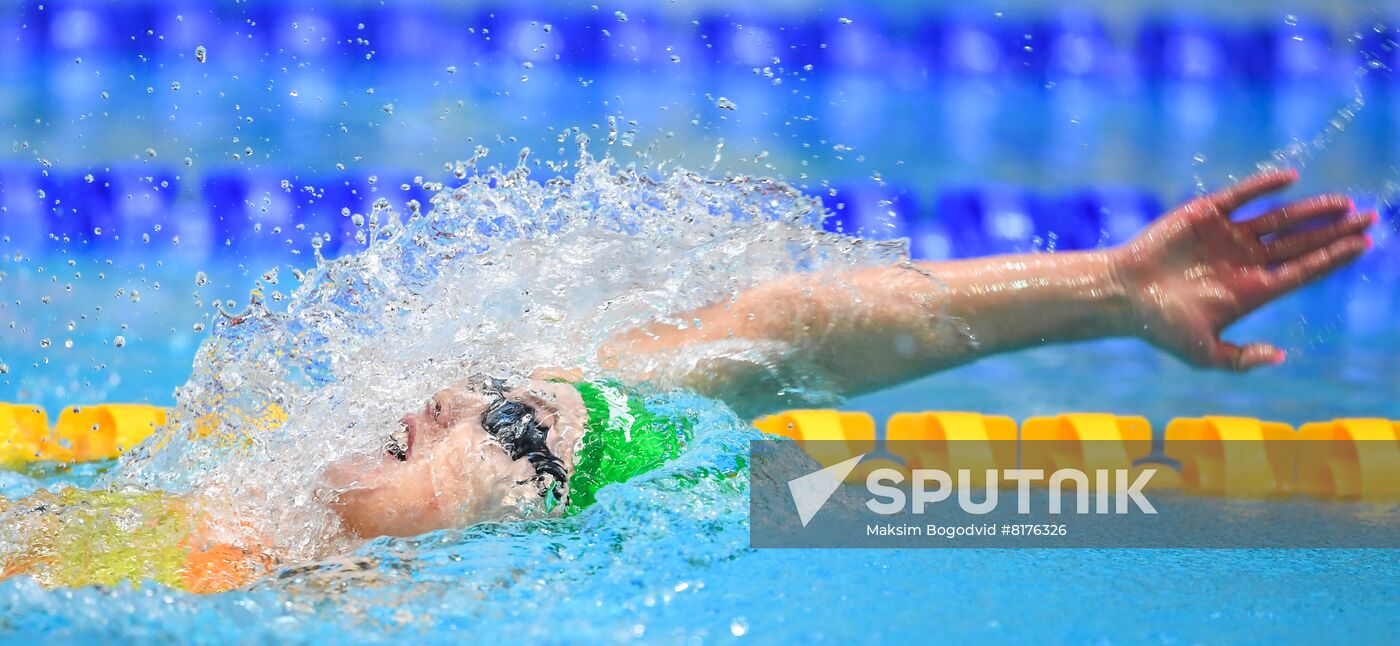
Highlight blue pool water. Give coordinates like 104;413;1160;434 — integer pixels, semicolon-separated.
4;2;1400;643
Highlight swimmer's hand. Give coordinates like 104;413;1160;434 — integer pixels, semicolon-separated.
1114;168;1374;371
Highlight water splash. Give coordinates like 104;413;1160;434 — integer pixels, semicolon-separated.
107;145;903;562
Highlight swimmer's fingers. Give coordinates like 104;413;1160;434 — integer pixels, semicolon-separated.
1262;210;1374;263
1241;193;1353;237
1206;340;1286;372
1259;234;1369;299
1207;168;1299;215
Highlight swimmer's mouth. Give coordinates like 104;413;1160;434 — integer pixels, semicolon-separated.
385;423;412;462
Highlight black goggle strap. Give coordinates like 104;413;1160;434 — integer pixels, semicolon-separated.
479;394;567;501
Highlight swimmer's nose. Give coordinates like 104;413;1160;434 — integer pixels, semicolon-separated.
400;415;418;457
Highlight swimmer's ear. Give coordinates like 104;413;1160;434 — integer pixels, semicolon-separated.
530;367;585;382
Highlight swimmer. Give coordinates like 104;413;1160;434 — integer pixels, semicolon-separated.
331;168;1372;536
0;168;1375;591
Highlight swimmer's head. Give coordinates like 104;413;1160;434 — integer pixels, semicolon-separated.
322;376;588;538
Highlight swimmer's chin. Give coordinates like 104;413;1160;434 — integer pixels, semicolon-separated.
320;453;390;495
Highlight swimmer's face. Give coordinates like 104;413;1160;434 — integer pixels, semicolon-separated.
323;377;588;539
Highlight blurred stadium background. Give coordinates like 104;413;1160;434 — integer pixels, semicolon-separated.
1;0;1398;407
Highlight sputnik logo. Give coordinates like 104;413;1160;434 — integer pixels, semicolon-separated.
787;455;1160;526
787;454;865;527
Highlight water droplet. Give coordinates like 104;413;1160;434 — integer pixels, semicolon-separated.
171;81;180;91
114;335;126;348
730;619;749;637
839;17;853;25
40;338;51;348
446;65;457;74
614;10;628;22
716;97;737;111
194;271;208;287
84;173;95;183
195;45;207;63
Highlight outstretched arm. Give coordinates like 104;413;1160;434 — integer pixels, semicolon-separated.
602;169;1373;417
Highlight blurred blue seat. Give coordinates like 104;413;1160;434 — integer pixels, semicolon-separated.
377;5;489;63
203;171;302;256
818;9;913;72
1356;21;1400;82
776;17;824;68
202;172;251;250
57;169;115;252
108;166;182;254
1040;12;1119;79
43;1;117;53
32;170;129;253
0;165;53;256
470;7;505;56
152;1;218;58
1137;16;1239;81
934;186;1046;257
494;9;573;65
1057;186;1164;248
596;12;667;65
1244;17;1339;82
332;5;382;62
700;12;813;67
920;13;1012;76
273;6;345;62
819;184;943;257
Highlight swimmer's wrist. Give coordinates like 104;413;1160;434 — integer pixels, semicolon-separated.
1103;246;1145;340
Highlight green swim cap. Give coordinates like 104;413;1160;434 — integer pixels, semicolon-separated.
566;379;690;514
